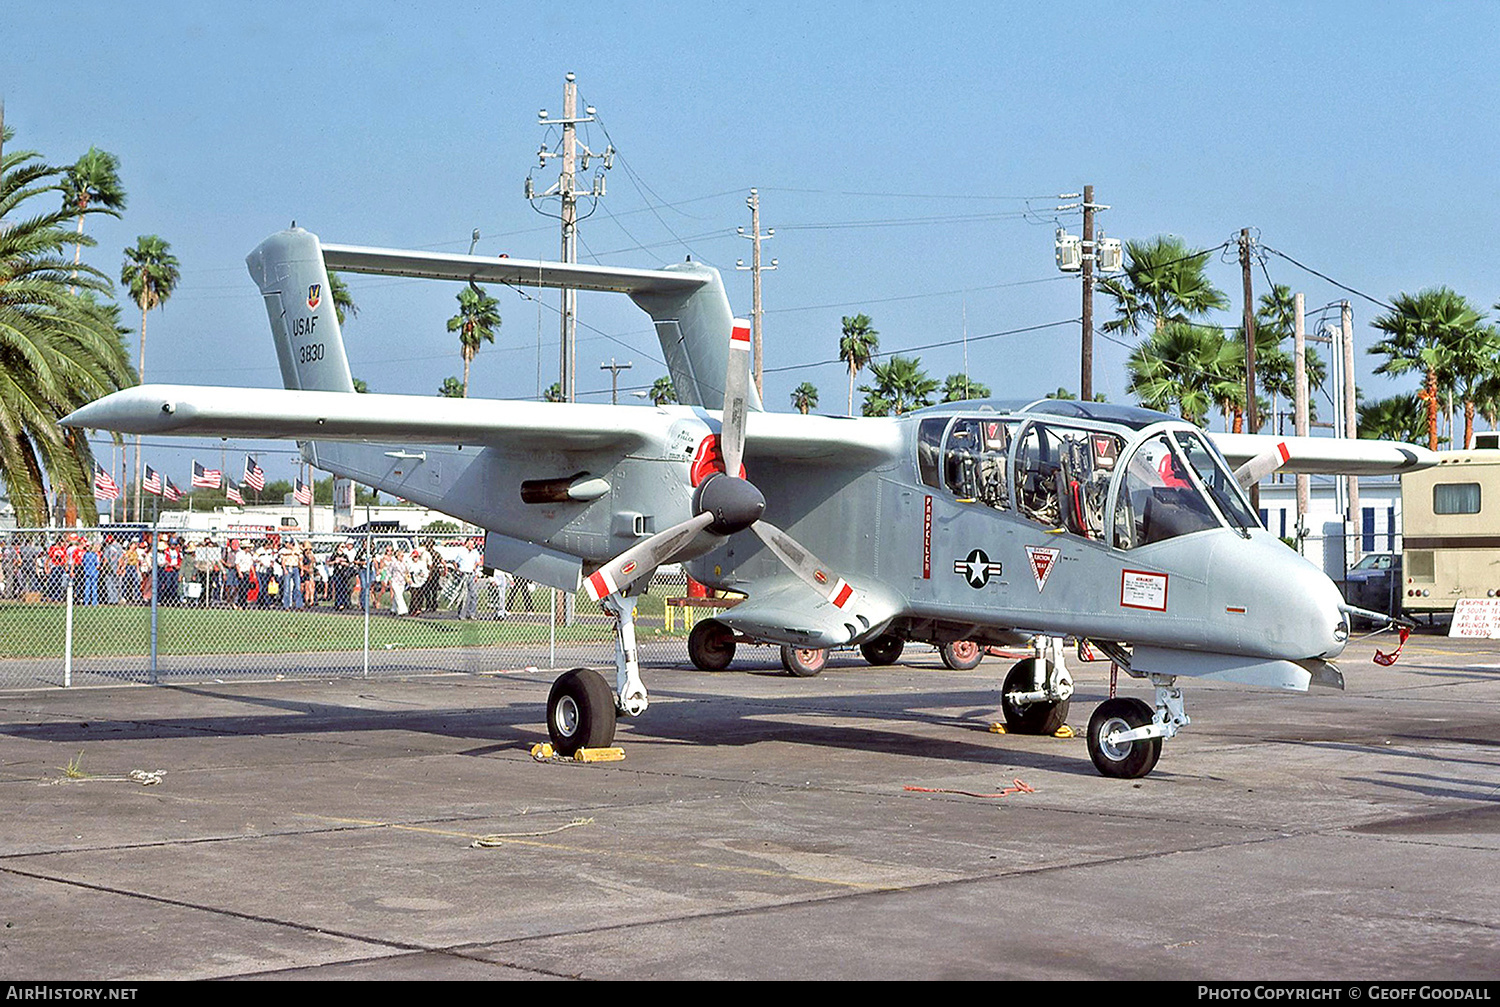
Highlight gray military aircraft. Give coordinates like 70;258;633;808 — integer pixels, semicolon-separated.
64;227;1435;778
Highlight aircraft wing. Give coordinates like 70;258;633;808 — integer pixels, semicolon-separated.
1208;432;1438;476
713;575;903;649
61;384;663;452
740;412;904;464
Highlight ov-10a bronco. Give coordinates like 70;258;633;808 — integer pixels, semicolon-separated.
65;227;1433;777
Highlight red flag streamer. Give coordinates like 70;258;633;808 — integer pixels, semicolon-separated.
1373;627;1411;667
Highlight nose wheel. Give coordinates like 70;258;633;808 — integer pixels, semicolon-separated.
1086;697;1161;778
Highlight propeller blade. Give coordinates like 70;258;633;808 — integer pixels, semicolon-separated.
584;511;716;601
751;521;855;610
719;318;752;481
1233;440;1290;489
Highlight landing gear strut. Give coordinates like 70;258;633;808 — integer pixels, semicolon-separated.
545;590;649;756
999;636;1073;734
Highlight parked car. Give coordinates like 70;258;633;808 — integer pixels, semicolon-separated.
1344;552;1401;620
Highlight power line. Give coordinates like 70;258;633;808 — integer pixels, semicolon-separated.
762;318;1079;374
1261;245;1393;312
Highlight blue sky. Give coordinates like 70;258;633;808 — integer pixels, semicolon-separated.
7;1;1499;485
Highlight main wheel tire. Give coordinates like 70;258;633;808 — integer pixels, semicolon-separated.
688;619;736;671
859;634;904;666
1086;697;1162;779
939;640;983;670
1000;658;1071;735
780;644;828;677
547;667;617;756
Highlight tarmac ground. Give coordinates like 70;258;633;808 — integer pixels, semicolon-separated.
1;631;1497;980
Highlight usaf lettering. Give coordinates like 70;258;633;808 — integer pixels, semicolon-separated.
290;315;318;337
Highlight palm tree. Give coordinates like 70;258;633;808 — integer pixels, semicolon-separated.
1369;287;1485;451
121;235;180;520
1;127;136;525
941;374;990;402
648;375;677;406
790;381;819;414
838;314;879;416
61;147;126;285
859;354;937;416
1125;323;1237;426
1358;393;1426;445
447;284;501;397
1429;320;1500;449
327;271;358;326
437;376;464;398
1099;236;1229;338
543;382;565;403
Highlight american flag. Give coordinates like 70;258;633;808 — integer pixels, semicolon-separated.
225;479;245;505
243;456;265;491
93;464;120;501
143;465;162;496
192;460;222;489
163;477;182;502
294;479;313;505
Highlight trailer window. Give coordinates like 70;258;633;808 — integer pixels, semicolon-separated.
1433;482;1481;515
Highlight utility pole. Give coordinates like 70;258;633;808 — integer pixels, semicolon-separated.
1080;185;1096;402
531;73;612;402
1239;228;1259;509
1293;292;1309;545
600;358;633;404
1342;301;1360;565
1053;188;1116;399
736;188;776;398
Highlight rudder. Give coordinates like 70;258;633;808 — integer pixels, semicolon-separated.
245;228;355;393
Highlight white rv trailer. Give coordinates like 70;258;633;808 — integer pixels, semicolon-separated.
1400;447;1500;614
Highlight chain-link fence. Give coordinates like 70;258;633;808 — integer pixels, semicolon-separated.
0;526;700;689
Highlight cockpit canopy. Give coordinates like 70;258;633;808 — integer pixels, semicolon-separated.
917;409;1260;547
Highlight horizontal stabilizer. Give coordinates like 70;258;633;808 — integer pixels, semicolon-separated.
1209;432;1438;476
321;243;707;295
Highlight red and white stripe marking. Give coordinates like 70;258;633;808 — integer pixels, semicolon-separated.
1277;441;1291;463
585;568;619;602
827;578;853;609
730;319;751;346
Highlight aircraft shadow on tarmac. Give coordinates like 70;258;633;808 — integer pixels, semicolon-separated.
0;680;1117;778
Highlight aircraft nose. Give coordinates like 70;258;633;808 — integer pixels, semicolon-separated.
1220;534;1348;660
1280;544;1350;660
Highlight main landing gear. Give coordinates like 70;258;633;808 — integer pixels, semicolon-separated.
998;636;1073;736
546;593;649;756
1084;675;1189;779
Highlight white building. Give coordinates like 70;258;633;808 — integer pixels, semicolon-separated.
1256;475;1401;581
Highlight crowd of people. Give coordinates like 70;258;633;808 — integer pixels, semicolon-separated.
0;532;514;619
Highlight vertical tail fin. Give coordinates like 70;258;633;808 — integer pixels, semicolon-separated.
245;228;356;393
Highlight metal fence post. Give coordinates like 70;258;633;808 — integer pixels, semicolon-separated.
362;530;371;679
550;588;557;669
149;520;160;684
63;566;74;688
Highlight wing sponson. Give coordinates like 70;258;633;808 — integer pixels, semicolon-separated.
62;384;662;451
